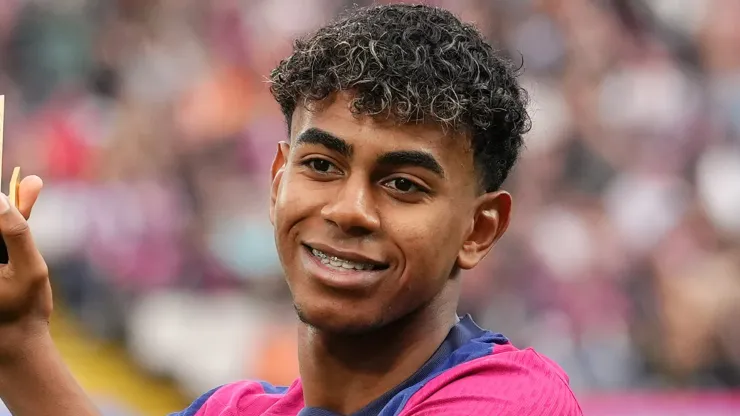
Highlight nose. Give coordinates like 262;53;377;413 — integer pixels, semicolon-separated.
321;177;380;236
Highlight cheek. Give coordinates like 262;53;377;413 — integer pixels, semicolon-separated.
273;172;325;237
391;205;462;276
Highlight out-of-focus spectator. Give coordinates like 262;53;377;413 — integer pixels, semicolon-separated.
1;0;739;412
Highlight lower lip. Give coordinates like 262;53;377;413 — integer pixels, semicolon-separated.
300;246;386;291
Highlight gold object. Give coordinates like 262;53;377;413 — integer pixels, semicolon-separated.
9;167;20;208
0;96;20;208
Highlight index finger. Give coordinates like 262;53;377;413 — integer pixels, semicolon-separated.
18;175;44;220
0;193;45;273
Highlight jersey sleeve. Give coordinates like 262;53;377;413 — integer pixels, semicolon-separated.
397;348;583;416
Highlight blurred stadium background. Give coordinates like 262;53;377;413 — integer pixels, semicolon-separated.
1;0;740;414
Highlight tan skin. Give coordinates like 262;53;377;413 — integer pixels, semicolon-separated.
270;94;512;414
0;94;511;416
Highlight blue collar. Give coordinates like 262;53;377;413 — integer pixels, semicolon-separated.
298;315;508;416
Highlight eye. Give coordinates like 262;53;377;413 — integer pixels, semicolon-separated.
384;178;425;194
303;158;339;174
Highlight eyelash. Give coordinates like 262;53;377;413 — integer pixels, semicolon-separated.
302;158;340;174
300;158;429;194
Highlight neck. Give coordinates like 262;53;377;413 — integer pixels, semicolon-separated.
297;284;459;415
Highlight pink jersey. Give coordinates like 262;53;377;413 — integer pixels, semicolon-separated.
171;316;583;416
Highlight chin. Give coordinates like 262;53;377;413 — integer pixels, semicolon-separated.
294;302;389;335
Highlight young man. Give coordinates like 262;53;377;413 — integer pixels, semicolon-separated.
0;4;582;416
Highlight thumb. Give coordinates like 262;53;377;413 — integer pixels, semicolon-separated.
17;175;43;220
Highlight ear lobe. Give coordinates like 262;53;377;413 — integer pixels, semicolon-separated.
269;142;290;225
456;191;512;270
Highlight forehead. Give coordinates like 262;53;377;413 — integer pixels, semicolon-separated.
290;95;475;167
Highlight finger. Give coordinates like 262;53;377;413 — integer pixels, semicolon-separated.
0;193;45;273
18;175;43;220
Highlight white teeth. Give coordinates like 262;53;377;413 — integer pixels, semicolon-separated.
311;248;374;270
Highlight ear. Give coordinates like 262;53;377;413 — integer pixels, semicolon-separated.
269;141;291;225
456;191;512;270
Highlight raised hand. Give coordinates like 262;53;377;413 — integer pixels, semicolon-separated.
0;174;49;356
0;175;100;416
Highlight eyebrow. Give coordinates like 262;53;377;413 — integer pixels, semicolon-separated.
295;127;445;178
376;150;445;178
295;128;353;158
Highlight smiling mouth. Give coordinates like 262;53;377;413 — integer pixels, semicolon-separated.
303;244;389;272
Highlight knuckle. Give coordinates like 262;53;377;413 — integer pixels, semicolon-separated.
3;220;29;239
38;263;49;279
29;262;49;280
9;261;49;281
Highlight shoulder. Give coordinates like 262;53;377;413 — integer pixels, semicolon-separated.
169;380;302;416
398;344;583;416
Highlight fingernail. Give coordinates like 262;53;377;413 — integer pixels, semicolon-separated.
0;194;9;214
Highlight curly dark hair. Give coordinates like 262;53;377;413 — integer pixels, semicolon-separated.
269;3;530;192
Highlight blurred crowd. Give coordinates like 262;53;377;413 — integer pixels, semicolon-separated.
1;0;739;403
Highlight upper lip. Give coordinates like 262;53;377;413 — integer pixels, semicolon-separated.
303;242;388;267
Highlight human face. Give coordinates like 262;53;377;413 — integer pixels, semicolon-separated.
270;94;511;334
